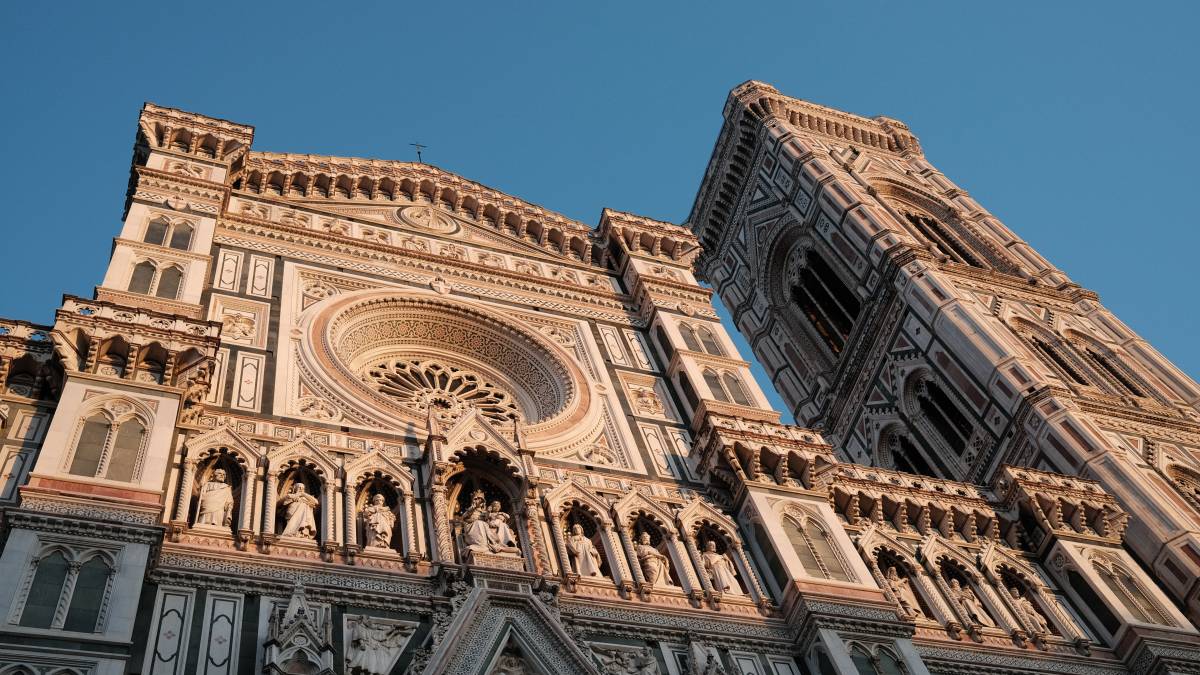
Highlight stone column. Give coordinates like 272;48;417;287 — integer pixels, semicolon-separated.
732;543;769;606
544;500;570;577
343;482;359;549
601;523;631;584
615;521;646;586
430;485;455;562
174;459;198;525
666;531;702;596
323;481;337;544
403;491;417;558
52;562;83;630
262;473;278;535
680;528;713;594
238;468;257;534
523;495;548;575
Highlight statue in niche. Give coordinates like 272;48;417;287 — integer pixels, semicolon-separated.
1008;586;1050;634
701;540;742;596
566;524;605;578
635;532;673;587
194;467;234;528
883;566;923;619
461;490;492;554
280;482;319;539
948;578;994;627
360;493;395;550
486;500;521;556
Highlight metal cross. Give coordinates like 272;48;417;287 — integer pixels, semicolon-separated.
410;142;426;163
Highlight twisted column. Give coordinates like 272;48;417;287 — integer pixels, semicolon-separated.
733;543;769;606
545;501;571;576
174;459;198;525
615;521;646;586
430;485;454;562
403;491;417;558
343;481;358;549
262;473;278;535
238;468;257;534
680;528;713;594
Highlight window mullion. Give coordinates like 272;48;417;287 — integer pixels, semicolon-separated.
51;561;82;630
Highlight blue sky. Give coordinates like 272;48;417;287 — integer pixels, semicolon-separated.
2;2;1197;420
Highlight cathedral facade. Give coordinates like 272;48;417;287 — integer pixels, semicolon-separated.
0;85;1197;675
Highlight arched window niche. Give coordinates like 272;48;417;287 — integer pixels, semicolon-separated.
628;512;686;591
187;449;247;535
446;446;528;571
273;460;328;546
937;558;1002;631
693;522;752;598
872;547;936;622
559;502;614;583
352;470;407;557
785;244;862;356
996;566;1062;638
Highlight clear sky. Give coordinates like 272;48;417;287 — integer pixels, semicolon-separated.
2;2;1197;421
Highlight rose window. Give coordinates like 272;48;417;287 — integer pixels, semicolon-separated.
364;359;520;425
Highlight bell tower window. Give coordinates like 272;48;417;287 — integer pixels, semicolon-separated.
790;249;861;355
903;212;984;268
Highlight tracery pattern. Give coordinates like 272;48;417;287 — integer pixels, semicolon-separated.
364;359;520;425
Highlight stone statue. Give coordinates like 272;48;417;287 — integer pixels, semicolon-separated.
635;532;673;587
280;482;319;539
700;541;742;596
194;467;234;528
345;614;413;675
948;578;994;627
360;493;395;550
883;566;923;618
178;367;209;425
1009;587;1050;634
461;490;492;554
486;500;521;556
566;524;605;578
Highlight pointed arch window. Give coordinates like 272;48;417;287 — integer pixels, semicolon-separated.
791;249;861;354
67;409;148;482
1092;558;1172;626
784;515;851;582
68;415;110;477
916;379;973;456
18;550;70;628
680;324;703;352
903;211;984;268
143;217;195;251
702;369;753;406
890;434;938;478
722;372;751;406
1030;336;1091;386
698;326;725;356
17;549;114;632
1082;348;1146;397
703;369;729;403
128;261;156;294
128;260;185;300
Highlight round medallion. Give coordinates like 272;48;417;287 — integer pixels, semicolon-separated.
396;205;459;234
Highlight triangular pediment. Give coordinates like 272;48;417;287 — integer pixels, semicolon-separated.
441;410;523;474
421;588;597;675
184;425;263;461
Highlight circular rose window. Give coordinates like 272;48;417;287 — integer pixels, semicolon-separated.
297;290;589;434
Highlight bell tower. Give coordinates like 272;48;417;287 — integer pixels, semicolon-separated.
688;81;1200;624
